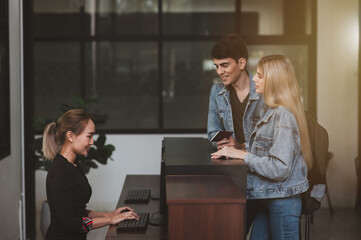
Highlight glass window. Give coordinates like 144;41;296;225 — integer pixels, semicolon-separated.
33;0;86;37
34;42;82;119
94;0;158;36
163;0;236;36
33;0;158;37
241;0;313;35
31;0;316;132
84;41;159;129
162;41;218;129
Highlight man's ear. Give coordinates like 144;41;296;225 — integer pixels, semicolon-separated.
238;57;247;70
65;131;74;143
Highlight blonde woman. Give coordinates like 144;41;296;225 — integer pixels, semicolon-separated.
43;109;139;240
212;55;312;239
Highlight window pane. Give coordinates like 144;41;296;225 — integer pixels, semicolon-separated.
34;0;86;37
34;42;81;119
84;42;159;130
247;45;309;109
34;0;158;37
241;0;312;35
163;0;236;36
163;41;218;129
32;0;314;132
94;0;158;36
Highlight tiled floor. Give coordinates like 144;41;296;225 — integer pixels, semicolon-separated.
86;208;361;240
302;208;361;240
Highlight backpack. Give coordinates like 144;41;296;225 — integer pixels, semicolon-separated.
301;111;330;214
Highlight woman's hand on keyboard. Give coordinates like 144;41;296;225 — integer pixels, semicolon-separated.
109;207;139;224
112;206;134;216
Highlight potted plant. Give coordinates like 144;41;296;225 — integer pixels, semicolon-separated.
32;95;115;236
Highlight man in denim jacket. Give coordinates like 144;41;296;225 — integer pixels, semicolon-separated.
207;34;265;151
207;35;265;234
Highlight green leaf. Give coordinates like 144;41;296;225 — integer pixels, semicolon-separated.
95;134;106;147
103;144;115;152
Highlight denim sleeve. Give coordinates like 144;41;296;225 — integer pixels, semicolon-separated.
207;85;222;147
244;123;299;181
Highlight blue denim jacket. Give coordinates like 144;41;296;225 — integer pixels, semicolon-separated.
207;72;265;150
244;105;309;199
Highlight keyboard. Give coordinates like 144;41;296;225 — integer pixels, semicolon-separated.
124;189;151;204
116;212;149;232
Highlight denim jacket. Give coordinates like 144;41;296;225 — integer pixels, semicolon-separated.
244;105;309;199
207;72;265;150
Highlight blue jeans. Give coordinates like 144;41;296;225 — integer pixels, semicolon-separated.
250;195;302;240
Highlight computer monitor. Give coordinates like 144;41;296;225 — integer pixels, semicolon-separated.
149;145;167;225
163;137;247;194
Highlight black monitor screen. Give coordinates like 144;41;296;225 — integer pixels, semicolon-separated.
149;144;167;225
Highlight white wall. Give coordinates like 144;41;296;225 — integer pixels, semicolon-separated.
0;0;24;239
318;0;359;208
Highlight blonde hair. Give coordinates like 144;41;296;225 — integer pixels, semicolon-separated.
258;55;312;169
42;109;93;160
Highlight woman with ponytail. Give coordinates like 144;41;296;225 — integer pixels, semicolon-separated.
212;55;312;239
43;109;138;240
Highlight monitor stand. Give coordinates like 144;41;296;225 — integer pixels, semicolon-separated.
149;212;167;226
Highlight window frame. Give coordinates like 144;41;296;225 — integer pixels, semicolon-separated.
30;0;317;134
0;0;10;160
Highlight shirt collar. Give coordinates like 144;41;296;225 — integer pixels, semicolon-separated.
259;106;276;123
